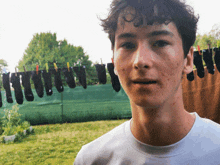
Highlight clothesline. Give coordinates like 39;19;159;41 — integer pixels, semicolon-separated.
1;45;220;107
0;63;120;107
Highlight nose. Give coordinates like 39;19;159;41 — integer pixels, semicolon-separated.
133;42;154;69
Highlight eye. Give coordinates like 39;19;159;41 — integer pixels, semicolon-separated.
153;40;169;48
121;42;136;50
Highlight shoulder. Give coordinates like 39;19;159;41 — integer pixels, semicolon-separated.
74;120;131;164
195;115;220;149
200;117;220;136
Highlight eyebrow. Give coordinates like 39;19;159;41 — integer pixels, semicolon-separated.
147;30;174;37
117;30;174;40
117;33;137;40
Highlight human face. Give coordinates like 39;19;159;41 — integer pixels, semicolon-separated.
113;19;193;108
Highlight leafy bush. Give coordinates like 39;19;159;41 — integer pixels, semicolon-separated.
21;121;30;130
0;104;33;142
2;104;22;128
2;123;17;136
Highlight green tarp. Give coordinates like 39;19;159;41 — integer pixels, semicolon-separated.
0;84;131;125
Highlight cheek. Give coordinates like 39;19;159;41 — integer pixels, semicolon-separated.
164;49;184;74
114;52;130;73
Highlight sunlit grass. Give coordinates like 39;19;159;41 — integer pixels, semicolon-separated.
0;119;129;165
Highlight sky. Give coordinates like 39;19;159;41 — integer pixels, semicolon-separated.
0;0;219;73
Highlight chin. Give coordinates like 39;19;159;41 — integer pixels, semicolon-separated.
131;97;163;109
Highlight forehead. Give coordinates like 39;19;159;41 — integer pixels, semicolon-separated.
115;16;179;39
115;10;180;40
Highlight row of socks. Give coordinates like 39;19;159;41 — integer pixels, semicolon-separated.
193;51;204;78
11;73;23;104
73;66;87;89
62;68;76;88
203;49;214;74
95;64;107;84
21;72;34;101
107;63;121;92
42;70;53;96
2;73;13;103
32;71;44;98
214;48;220;72
0;66;87;106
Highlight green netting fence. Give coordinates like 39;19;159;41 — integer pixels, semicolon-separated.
0;84;131;125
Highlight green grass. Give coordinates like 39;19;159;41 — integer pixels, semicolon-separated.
0;119;129;165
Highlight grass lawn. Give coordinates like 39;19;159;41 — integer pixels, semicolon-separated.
0;119;129;165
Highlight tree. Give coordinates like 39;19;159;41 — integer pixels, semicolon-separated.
194;24;220;50
194;33;217;50
209;23;220;40
18;32;98;86
0;59;8;89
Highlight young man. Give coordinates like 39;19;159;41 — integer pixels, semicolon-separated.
74;0;220;164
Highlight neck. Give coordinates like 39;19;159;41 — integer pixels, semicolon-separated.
130;86;195;146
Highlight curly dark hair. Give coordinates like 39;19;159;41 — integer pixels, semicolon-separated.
100;0;199;57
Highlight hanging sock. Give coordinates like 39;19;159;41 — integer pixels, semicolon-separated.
0;88;2;107
62;67;76;88
73;66;87;89
203;49;215;74
214;47;219;52
21;72;34;101
187;71;194;81
52;68;64;92
11;73;23;104
193;51;204;78
95;64;107;84
107;63;121;92
42;70;53;96
31;71;44;98
214;49;220;73
2;73;13;103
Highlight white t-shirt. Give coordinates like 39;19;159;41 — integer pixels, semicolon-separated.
74;112;220;165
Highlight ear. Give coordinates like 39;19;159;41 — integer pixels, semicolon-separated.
183;46;194;75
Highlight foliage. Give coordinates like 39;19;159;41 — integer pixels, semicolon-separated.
1;104;22;128
17;32;98;85
0;104;32;139
209;23;220;40
194;23;220;50
194;33;218;50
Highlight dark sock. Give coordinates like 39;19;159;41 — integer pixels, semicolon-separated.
21;72;34;101
62;68;76;88
42;70;53;96
214;47;219;52
31;71;44;98
193;51;204;78
52;68;64;92
95;64;107;84
0;89;2;107
2;73;13;103
107;63;121;92
214;50;220;73
203;49;215;74
187;71;194;81
73;66;87;89
11;73;23;104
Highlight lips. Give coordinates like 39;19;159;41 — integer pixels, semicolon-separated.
132;79;157;84
133;81;157;84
